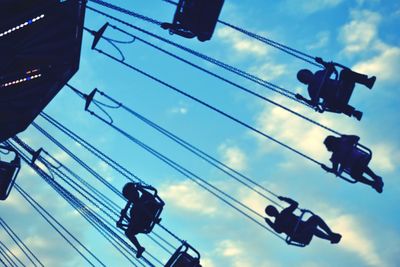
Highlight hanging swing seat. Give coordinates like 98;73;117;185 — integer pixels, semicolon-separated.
162;0;224;41
337;143;372;183
0;145;21;201
320;84;355;114
164;242;201;267
0;0;86;142
285;209;315;247
138;188;165;234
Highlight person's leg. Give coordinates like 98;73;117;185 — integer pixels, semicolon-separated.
307;215;341;243
364;167;383;193
340;69;375;89
126;225;145;258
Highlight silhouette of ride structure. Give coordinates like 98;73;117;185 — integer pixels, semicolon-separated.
0;0;86;142
162;0;224;41
116;182;165;258
0;144;21;201
0;0;389;265
296;57;376;121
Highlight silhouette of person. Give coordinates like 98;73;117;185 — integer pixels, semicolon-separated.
322;135;383;193
117;183;161;258
295;57;376;121
264;196;341;245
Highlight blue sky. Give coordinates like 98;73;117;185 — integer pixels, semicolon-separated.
1;0;400;266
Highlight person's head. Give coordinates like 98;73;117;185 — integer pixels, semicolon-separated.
265;205;279;217
297;69;314;85
122;182;139;202
324;135;339;152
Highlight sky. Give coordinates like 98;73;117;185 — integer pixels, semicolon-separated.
1;0;400;266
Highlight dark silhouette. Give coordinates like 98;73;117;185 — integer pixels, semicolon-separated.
116;182;164;258
322;135;383;193
165;242;201;267
264;196;341;246
161;0;224;41
0;0;86;142
295;57;376;121
0;145;21;201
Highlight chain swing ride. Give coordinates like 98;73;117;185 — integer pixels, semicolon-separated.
1;0;384;266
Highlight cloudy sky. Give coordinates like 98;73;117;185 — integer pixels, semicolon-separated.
1;0;400;266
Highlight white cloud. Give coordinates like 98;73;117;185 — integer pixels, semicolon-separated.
301;0;343;13
219;144;248;171
339;10;381;54
216;27;269;56
339;9;400;82
328;214;385;267
201;257;217;267
217;240;243;257
159;180;218;215
216;240;278;267
369;143;400;173
352;42;400;81
249;62;287;81
169;106;188;115
307;31;331;50
284;0;343;14
254;98;349;161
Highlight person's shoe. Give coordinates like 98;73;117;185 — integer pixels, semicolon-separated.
330;233;342;244
373;176;384;193
353;110;363;121
366;76;376;89
136;247;145;258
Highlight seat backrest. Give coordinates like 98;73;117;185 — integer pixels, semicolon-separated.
343;146;371;173
0;158;20;200
172;0;224;41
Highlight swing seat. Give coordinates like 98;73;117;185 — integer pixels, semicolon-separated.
338;144;372;183
164;242;201;267
166;0;224;41
321;86;355;114
0;150;21;201
285;209;314;247
139;192;165;234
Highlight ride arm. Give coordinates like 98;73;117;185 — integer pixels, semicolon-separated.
278;196;298;212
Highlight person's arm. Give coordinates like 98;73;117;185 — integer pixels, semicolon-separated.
295;93;318;108
278;196;298;212
315;57;339;79
264;218;280;233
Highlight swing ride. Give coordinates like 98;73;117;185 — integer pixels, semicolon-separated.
0;0;388;266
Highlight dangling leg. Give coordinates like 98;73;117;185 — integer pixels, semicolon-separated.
307;215;341;243
126;225;145;258
340;104;363;120
364;167;383;193
340;69;376;89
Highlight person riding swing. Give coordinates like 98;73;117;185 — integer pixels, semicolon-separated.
295;57;376;121
117;182;164;258
322;135;383;193
265;196;341;246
